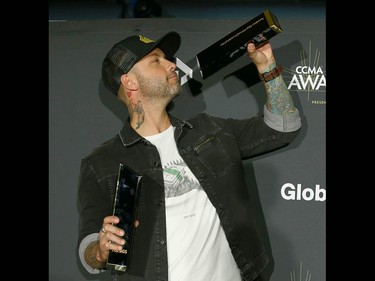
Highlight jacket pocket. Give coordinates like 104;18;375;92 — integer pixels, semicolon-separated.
194;135;233;177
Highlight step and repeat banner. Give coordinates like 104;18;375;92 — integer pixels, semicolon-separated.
49;17;325;281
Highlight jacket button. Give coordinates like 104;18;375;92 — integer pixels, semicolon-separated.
157;201;163;206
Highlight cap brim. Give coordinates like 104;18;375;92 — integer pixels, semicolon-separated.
154;31;181;59
128;32;181;72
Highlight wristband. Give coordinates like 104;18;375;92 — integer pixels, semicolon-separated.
259;65;282;82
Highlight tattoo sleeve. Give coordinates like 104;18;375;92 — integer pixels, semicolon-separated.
262;62;296;115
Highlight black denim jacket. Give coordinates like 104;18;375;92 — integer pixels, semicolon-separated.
78;112;301;281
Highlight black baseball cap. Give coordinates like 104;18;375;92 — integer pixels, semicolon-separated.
102;31;181;95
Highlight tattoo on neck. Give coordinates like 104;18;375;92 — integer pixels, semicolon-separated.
128;100;145;129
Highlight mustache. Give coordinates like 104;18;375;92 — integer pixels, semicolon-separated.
168;72;178;80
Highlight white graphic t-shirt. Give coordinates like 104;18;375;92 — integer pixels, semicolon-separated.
145;125;241;281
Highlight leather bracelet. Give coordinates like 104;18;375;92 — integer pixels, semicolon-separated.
259;65;282;82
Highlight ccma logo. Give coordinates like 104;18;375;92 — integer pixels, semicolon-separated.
285;40;326;105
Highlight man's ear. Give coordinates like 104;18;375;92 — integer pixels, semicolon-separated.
120;73;137;91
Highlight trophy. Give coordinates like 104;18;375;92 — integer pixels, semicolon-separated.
196;9;282;79
106;163;142;272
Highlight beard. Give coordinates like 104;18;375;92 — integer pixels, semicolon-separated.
134;70;181;105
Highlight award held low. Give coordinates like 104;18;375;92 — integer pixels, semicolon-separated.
106;163;142;272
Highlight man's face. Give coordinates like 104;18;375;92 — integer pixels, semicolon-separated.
132;48;181;103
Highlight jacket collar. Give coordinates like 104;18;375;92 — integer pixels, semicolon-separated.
118;114;193;147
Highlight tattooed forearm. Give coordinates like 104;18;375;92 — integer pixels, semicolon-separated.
128;100;145;129
260;62;295;115
265;76;296;115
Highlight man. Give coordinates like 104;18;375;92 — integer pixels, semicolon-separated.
78;31;302;281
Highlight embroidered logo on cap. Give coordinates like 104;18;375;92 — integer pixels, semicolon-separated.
139;35;155;44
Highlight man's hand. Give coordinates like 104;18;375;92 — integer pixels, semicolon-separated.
246;41;275;73
97;215;140;262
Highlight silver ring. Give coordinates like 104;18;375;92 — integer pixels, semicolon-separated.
101;227;106;234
